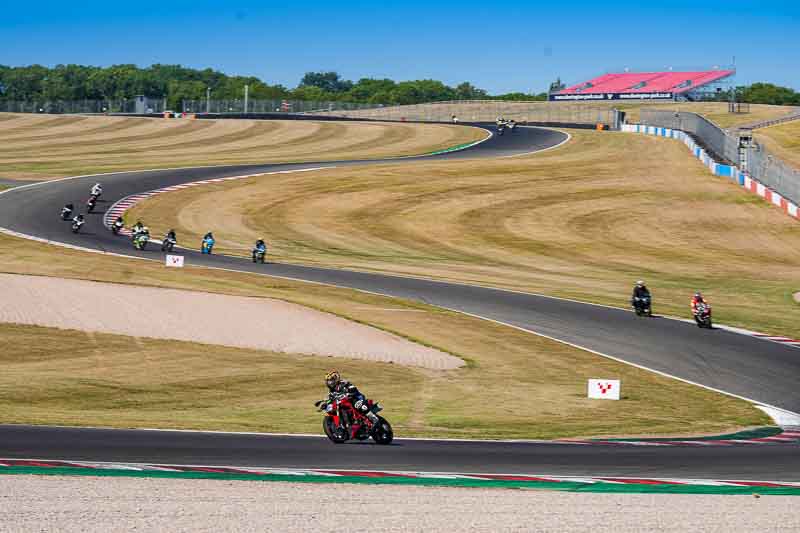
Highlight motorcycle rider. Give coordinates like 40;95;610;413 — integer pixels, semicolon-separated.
90;183;103;198
691;291;707;315
164;229;177;242
72;213;84;228
631;280;651;304
112;216;125;233
252;238;266;261
202;232;215;253
324;370;380;428
61;203;75;219
131;220;145;236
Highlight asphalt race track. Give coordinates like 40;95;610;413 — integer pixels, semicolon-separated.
1;123;798;480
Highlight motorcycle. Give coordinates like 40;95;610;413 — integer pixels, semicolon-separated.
61;206;73;220
252;247;266;264
496;123;506;136
632;295;652;317
161;235;177;253
201;237;215;254
315;394;393;445
86;196;98;213
133;232;149;251
71;218;84;233
111;220;124;235
693;302;712;328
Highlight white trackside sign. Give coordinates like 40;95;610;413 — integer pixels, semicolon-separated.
165;255;184;268
587;379;620;400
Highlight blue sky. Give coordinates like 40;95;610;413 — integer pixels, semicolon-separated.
2;1;798;93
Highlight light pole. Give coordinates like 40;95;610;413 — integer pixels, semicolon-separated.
206;87;211;114
244;84;249;114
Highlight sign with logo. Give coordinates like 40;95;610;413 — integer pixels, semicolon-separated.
549;92;673;101
587;379;620;400
165;255;184;268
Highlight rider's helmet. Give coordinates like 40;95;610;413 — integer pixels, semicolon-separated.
325;370;341;391
636;280;644;287
77;214;84;221
694;291;703;300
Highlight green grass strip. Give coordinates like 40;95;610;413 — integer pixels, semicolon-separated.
426;141;482;156
596;426;783;442
2;467;799;495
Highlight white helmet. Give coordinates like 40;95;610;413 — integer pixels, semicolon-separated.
636;280;644;287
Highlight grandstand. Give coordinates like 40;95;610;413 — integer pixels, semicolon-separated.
551;69;735;102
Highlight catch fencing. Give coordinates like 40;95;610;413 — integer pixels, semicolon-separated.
312;100;619;127
640;109;800;205
181;99;379;114
0;99;166;114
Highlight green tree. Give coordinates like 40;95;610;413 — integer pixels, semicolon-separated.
299;71;353;93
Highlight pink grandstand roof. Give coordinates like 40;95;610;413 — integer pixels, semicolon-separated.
557;70;734;95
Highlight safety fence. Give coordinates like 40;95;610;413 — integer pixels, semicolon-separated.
622;123;799;220
640;109;800;206
312;100;620;127
0;99;166;114
181;99;379;114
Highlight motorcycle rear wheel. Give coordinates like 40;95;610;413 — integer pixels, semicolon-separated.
371;416;393;445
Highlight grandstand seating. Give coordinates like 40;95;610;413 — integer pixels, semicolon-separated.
557;70;734;95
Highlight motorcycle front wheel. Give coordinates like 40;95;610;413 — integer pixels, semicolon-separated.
371;416;393;445
323;417;347;444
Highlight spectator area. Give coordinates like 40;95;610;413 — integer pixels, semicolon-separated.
557;70;735;95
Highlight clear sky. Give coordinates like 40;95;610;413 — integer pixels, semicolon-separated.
2;0;798;93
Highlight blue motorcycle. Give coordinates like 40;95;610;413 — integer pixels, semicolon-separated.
201;235;215;254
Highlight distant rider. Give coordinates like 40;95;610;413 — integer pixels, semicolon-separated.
252;239;266;261
61;203;74;219
324;370;380;428
202;232;215;254
632;280;650;301
691;291;707;315
112;216;124;232
131;220;145;236
164;229;177;242
90;183;103;198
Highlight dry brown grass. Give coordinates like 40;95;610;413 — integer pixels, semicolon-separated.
755;120;800;169
0;233;766;438
329;101;795;130
0;114;486;180
129;129;800;337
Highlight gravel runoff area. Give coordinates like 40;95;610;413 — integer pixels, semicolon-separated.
0;274;461;369
1;475;799;532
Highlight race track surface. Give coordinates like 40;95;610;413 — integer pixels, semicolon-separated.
1;123;798;480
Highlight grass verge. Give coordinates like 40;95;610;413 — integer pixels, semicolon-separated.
755;120;800;170
0;234;767;438
0;115;487;180
128;129;800;338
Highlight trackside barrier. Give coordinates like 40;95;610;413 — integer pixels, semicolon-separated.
621;124;800;221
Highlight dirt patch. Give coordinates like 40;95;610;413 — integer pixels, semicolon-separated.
3;475;798;533
0;274;461;369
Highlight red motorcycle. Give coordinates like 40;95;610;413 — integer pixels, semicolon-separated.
315;394;393;445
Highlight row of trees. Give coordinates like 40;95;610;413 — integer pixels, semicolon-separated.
1;64;797;107
0;64;547;108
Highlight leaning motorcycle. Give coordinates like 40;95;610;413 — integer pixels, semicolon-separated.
133;232;149;251
632;295;652;317
161;236;176;252
201;237;215;254
315;394;393;445
71;219;84;233
694;302;712;328
252;248;266;264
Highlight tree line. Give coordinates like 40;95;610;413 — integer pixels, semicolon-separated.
0;64;547;109
0;64;797;108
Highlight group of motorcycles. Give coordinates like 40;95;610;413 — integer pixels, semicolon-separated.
632;292;713;328
61;183;103;233
495;118;517;136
